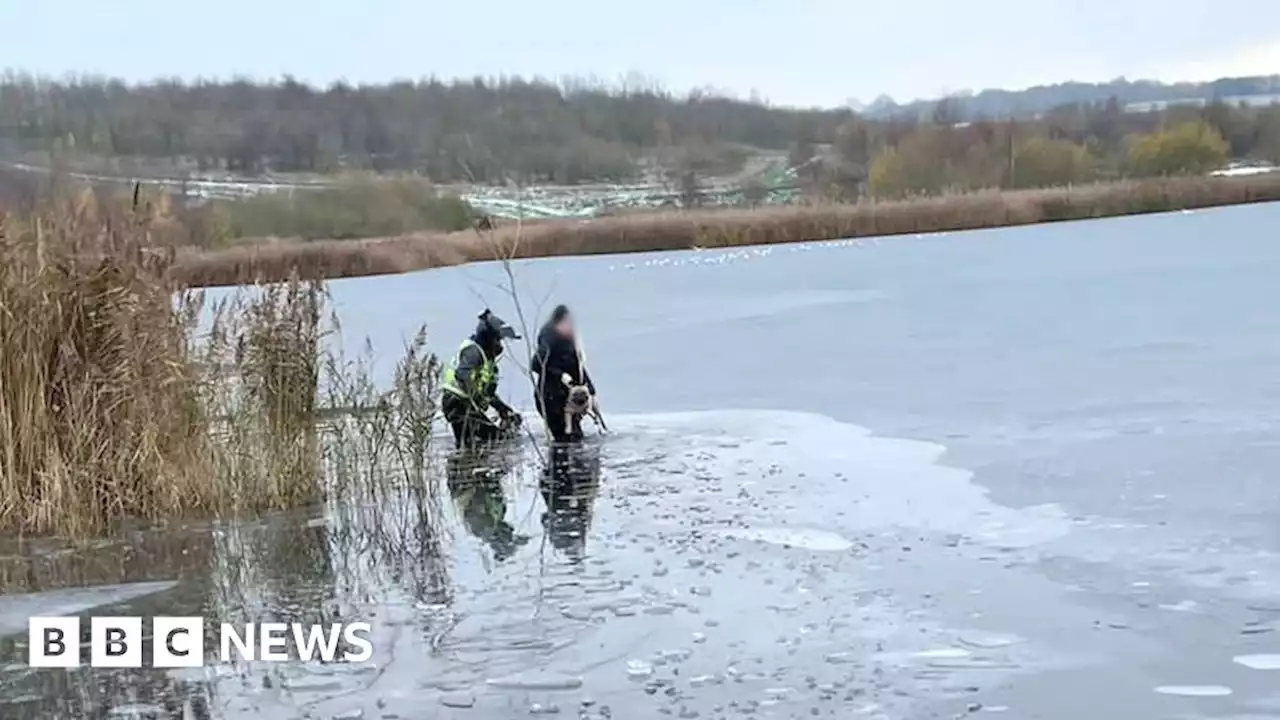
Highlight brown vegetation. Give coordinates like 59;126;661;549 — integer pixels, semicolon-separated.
173;173;1280;287
0;187;444;536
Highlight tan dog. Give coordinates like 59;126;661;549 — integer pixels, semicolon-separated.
565;384;593;435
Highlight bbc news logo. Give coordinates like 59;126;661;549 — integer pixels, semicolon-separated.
28;617;373;668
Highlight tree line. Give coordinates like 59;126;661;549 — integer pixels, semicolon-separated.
0;73;847;184
854;101;1269;200
1;73;1277;199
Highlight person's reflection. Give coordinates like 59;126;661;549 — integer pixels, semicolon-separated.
539;442;601;563
446;448;530;562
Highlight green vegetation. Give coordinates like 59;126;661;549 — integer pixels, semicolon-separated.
1127;121;1231;177
216;177;475;241
1009;137;1095;189
0;186;445;536
865;118;1236;200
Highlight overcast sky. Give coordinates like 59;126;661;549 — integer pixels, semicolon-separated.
4;1;1279;107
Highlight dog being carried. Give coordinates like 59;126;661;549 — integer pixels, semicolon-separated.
563;381;605;437
532;304;605;443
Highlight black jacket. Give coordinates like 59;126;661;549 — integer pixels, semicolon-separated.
531;323;594;397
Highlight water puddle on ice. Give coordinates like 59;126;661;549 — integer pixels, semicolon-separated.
1153;685;1234;697
1233;654;1280;670
912;648;973;660
716;526;854;551
956;632;1024;649
604;408;1075;545
485;672;585;690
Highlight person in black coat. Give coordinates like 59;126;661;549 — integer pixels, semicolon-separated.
530;305;597;443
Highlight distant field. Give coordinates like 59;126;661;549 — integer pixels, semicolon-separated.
172;173;1280;288
0;148;803;220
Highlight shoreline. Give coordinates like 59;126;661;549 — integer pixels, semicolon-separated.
173;174;1280;288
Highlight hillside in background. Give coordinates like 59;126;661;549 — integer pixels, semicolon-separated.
860;75;1280;120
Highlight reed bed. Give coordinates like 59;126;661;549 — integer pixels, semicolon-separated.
0;186;446;537
174;173;1280;287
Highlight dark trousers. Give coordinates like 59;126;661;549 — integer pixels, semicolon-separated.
534;383;583;443
441;393;504;449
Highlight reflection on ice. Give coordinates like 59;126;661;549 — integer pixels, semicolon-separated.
0;408;1067;719
0;581;177;637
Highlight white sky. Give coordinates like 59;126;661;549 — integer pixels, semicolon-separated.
4;1;1279;107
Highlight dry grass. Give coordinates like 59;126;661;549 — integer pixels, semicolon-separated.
0;189;211;535
0;186;445;537
174;174;1280;287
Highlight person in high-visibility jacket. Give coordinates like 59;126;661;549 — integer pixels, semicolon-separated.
447;452;530;561
441;309;522;449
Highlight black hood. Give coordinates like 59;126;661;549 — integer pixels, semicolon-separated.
473;309;520;345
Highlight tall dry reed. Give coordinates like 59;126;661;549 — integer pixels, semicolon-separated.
191;278;329;511
0;188;211;535
0;186;446;537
